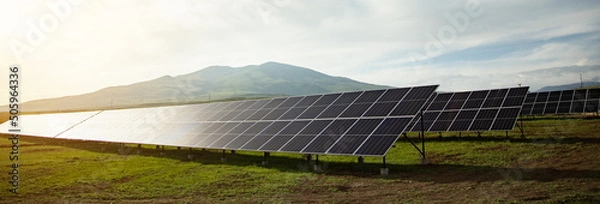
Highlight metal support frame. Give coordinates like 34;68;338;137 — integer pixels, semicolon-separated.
516;114;526;138
403;109;427;164
221;149;227;162
358;156;364;164
262;152;270;165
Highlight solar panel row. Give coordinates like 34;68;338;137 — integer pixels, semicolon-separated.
0;85;439;156
408;87;529;132
521;88;600;115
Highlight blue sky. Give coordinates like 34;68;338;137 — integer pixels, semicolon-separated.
1;0;599;102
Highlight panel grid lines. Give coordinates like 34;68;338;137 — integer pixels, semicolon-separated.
1;85;440;157
521;88;600;115
408;87;529;132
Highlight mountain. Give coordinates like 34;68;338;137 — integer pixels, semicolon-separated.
537;81;600;92
19;62;391;112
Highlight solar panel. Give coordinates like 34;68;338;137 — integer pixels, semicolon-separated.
1;85;439;157
408;87;529;132
0;111;101;138
521;88;600;115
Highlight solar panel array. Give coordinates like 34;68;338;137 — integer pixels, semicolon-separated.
408;87;529;132
0;85;439;156
521;88;600;115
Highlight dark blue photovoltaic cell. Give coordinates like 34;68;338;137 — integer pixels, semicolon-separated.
405;86;438;100
585;101;599;112
521;88;600;115
0;85;440;157
524;93;537;103
378;89;409;102
334;91;362;105
482;89;508;108
295;96;320;107
298;106;327;119
521;104;533;115
279;97;302;108
429;111;458;132
561;90;574;101
390;100;425;116
355;90;385;103
209;122;254;148
318;105;348;118
260;121;311;151
557;102;571;114
544;102;558;114
224;122;272;149
279;107;307;120
373;118;411;136
263;98;286;109
445;93;469;109
426;93;452;110
339;103;371;117
280;136;314;152
508;87;529;97
588;89;600;99
364;102;397;116
262;108;288;120
319;119;356;136
354;136;398;155
345;119;383;135
548;92;561;101
536;92;549;103
490;107;522;130
327;136;369;154
574;90;587;100
259;136;294;151
408;87;528;133
411;112;440;132
240;121;290;150
462;91;487;110
313;94;341;106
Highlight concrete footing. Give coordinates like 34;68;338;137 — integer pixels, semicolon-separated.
380;168;389;176
187;154;194;160
313;164;322;172
421;157;429;165
261;161;269;166
221;157;227;162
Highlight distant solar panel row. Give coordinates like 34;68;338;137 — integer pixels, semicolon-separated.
521;88;600;115
0;85;439;156
408;87;529;132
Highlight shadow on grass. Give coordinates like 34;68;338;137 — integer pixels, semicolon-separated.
11;135;600;184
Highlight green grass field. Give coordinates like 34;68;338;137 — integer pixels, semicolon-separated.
1;116;599;203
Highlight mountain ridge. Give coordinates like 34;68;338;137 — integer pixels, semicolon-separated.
18;62;391;112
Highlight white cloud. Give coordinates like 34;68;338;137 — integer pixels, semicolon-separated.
1;0;599;102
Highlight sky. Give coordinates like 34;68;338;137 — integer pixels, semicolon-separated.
1;0;599;103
